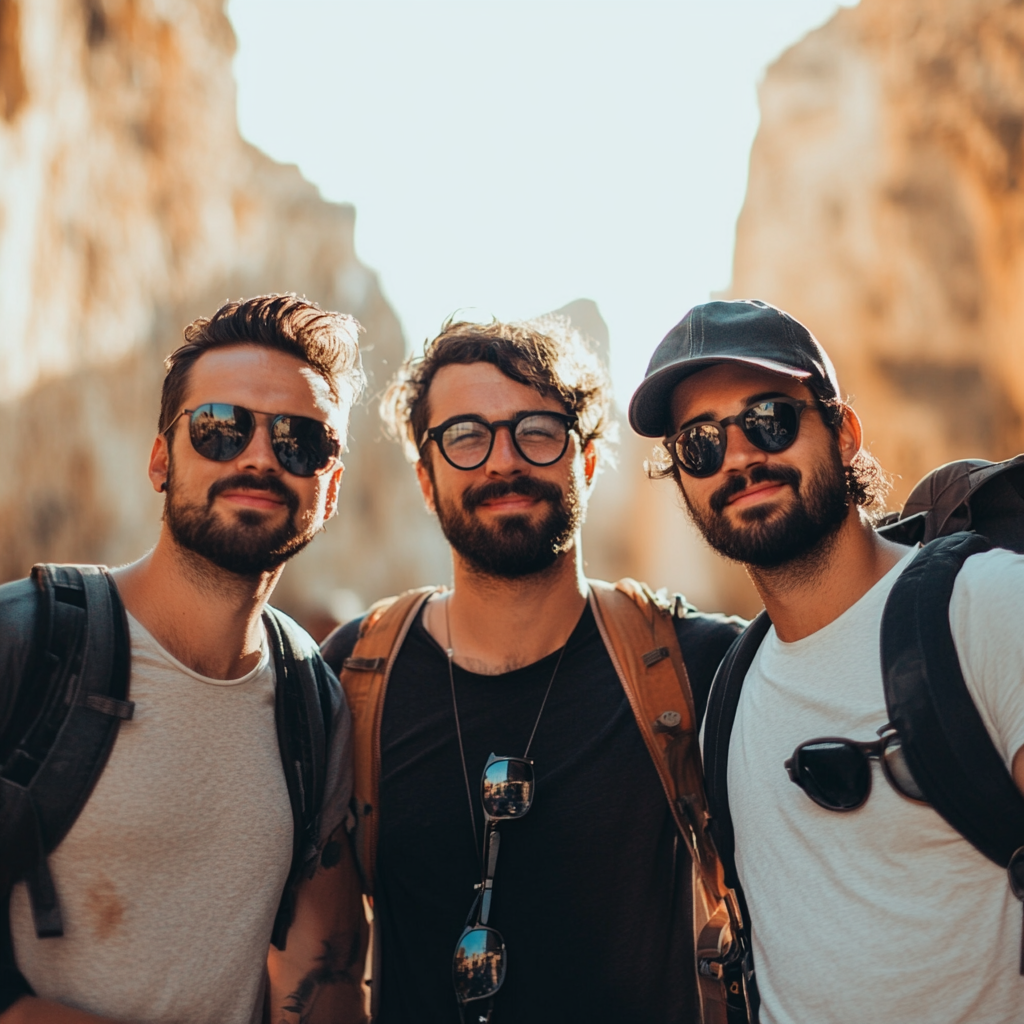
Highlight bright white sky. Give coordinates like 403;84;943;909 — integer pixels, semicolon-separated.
228;0;856;404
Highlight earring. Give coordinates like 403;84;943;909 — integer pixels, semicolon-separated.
159;481;167;492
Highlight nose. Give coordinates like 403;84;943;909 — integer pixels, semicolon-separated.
484;424;526;476
720;421;768;475
237;420;281;475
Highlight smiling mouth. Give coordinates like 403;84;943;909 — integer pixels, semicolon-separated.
219;491;287;511
726;481;788;508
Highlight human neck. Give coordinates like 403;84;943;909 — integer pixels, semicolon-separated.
110;526;281;679
747;509;910;643
424;541;588;675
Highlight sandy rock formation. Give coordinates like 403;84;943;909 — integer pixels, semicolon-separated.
0;0;449;628
730;0;1024;505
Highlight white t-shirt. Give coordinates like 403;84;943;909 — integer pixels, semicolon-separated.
725;548;1024;1024
11;614;311;1024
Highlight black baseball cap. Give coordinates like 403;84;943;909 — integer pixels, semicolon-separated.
628;299;841;438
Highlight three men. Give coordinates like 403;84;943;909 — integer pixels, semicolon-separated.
321;317;743;1023
629;299;1024;1023
0;296;367;1024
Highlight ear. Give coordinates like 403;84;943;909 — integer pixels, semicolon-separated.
583;439;597;486
415;458;437;514
323;462;345;520
148;434;170;494
837;404;863;465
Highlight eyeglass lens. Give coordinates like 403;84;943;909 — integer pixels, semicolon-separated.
794;741;871;810
481;757;534;819
187;404;337;477
453;925;507;1004
674;400;801;476
441;414;569;469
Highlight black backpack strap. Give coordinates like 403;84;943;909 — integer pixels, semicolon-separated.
264;606;331;951
881;533;1024;866
0;564;132;939
703;611;772;893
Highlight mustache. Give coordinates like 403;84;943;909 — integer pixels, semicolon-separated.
709;464;802;515
462;476;564;512
207;473;300;514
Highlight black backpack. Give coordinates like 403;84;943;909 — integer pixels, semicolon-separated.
0;563;336;951
703;455;1024;997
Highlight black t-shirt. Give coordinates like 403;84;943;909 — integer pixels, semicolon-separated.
323;600;741;1024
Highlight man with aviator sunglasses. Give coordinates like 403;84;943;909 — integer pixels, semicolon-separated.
0;296;368;1024
629;299;1024;1024
322;316;745;1024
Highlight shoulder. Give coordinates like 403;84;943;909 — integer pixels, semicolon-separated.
320;614;367;677
949;547;1024;637
670;603;747;652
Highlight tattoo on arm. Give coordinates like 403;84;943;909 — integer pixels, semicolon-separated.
278;936;360;1024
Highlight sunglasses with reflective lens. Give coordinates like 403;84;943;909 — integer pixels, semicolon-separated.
667;398;809;478
166;404;341;478
452;754;534;1022
785;726;926;812
422;412;577;471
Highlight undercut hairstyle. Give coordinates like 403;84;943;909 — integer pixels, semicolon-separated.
381;315;614;465
159;294;365;442
646;399;891;517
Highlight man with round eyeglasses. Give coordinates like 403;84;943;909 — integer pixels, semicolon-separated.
321;316;745;1024
0;296;368;1024
629;298;1024;1024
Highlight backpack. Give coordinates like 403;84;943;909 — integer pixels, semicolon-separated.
0;563;336;951
702;454;1024;989
337;580;753;1024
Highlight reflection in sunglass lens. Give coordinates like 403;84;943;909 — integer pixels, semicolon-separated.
271;415;339;477
482;758;535;819
453;926;507;1004
189;404;254;461
676;423;725;477
742;401;799;452
880;737;925;802
797;741;870;810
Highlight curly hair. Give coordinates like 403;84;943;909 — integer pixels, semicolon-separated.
161;294;365;443
646;401;891;516
381;315;614;465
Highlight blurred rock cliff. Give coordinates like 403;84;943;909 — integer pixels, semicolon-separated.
729;0;1024;504
0;0;450;630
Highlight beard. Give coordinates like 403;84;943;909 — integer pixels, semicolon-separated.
682;445;850;569
433;474;583;580
164;466;316;578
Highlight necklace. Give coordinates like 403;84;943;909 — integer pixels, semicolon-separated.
444;595;568;869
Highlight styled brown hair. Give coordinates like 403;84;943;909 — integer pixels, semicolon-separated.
646;400;891;516
381;315;614;464
160;294;365;441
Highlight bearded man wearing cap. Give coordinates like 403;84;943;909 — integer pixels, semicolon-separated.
628;299;1024;1024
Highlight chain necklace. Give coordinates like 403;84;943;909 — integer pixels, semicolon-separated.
444;595;567;869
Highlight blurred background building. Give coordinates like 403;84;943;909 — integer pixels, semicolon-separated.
1;0;1022;632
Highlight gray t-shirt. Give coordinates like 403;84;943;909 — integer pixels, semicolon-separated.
11;612;350;1024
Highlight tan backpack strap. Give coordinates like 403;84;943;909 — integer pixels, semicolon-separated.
589;579;746;1024
339;586;439;897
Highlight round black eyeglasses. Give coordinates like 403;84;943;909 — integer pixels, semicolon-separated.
165;404;341;478
667;398;809;478
421;412;577;471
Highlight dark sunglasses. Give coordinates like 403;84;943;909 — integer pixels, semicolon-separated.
421;412;577;471
165;404;341;478
785;726;926;812
667;398;809;478
452;753;534;1021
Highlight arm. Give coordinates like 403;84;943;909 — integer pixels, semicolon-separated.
1014;747;1024;797
0;998;121;1024
266;824;370;1024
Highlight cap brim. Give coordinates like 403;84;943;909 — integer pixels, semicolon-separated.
627;355;813;437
